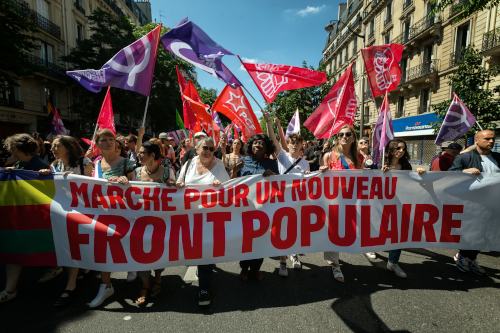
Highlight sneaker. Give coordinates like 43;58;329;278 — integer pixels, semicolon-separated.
469;260;486;275
331;265;344;283
453;252;460;263
198;289;211;307
290;255;302;269
0;290;17;304
126;271;137;282
364;252;377;260
387;262;407;278
38;267;63;283
278;262;288;277
88;284;114;308
456;255;471;272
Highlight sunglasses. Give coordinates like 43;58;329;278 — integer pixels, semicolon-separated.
396;146;406;151
338;132;352;138
202;146;215;152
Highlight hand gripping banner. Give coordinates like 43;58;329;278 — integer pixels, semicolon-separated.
1;170;499;271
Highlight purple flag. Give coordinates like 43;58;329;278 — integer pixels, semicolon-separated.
435;93;476;145
66;26;162;96
212;111;224;132
51;107;69;135
286;109;300;137
161;18;241;87
372;93;394;166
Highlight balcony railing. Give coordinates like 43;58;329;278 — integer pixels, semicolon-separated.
363;0;381;21
449;51;465;68
0;98;24;109
26;54;65;76
409;15;440;40
392;33;410;45
482;27;500;52
13;0;61;39
74;1;85;15
403;0;414;12
406;59;440;81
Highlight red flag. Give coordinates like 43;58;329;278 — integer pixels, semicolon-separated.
182;81;214;135
97;87;116;135
241;61;327;103
176;66;199;131
304;64;357;139
361;44;404;97
212;85;262;142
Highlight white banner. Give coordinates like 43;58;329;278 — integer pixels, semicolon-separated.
50;171;500;272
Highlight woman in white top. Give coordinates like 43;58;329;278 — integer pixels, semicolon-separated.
176;137;229;307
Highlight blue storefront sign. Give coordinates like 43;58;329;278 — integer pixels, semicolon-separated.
393;112;440;137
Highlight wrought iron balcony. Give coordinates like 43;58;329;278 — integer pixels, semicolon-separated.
0;98;24;109
409;15;441;40
13;0;61;39
482;27;500;53
403;0;414;12
363;0;381;22
74;1;85;15
406;59;440;82
392;33;410;45
26;54;65;77
449;51;465;68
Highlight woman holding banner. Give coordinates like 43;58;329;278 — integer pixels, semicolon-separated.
0;133;49;303
380;139;425;278
320;125;362;283
88;129;136;308
133;141;175;306
176;137;229;307
238;133;279;282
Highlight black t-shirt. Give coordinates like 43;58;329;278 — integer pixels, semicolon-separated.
14;155;49;171
181;148;197;166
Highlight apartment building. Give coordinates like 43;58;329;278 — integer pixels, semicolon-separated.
322;0;500;164
0;0;151;138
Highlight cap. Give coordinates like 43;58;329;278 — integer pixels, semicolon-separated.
447;142;463;151
158;132;168;139
194;131;208;139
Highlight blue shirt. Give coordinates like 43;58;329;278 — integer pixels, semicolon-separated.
240;155;278;176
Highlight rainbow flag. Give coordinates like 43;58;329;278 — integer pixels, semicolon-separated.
0;170;57;266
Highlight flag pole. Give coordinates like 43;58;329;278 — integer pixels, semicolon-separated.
475;122;484;131
236;55;274;115
141;24;162;129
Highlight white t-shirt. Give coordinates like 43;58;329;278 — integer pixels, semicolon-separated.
277;150;310;175
178;156;230;185
480;154;500;174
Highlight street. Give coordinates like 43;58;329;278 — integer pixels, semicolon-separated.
1;248;499;332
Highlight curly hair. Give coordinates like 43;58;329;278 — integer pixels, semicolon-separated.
384;139;412;170
246;134;275;157
4;133;38;155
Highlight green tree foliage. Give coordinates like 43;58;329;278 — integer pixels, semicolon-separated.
264;61;332;140
63;9;196;135
430;0;500;21
198;87;218;106
0;0;39;83
432;48;500;132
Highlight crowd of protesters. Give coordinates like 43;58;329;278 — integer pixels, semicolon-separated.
0;118;498;308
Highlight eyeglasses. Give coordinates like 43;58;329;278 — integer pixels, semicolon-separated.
202;146;215;152
338;132;352;138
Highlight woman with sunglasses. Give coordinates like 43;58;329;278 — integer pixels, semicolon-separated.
320;125;362;283
133;141;175;306
379;139;425;278
176;137;229;307
88;129;136;308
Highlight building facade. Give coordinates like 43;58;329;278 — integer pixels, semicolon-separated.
322;0;500;165
0;0;151;139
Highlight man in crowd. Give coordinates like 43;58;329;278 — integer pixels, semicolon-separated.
450;129;499;274
181;131;208;165
124;134;138;166
430;141;462;171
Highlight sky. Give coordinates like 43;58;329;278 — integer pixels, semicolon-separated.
150;0;339;115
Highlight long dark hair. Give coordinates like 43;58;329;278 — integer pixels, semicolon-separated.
53;135;84;168
384;139;412;170
246;134;275;157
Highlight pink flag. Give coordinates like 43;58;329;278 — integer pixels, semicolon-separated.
372;92;394;165
304;63;357;139
97;87;116;135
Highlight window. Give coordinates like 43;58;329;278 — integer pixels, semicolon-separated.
40;42;53;64
76;23;84;42
36;0;49;18
403;20;411;42
397;96;405;118
370;19;375;36
386;1;392;23
384;30;392;44
353;36;358;54
401;57;408;82
423;44;433;63
455;21;470;59
420;88;430;114
363;106;370;125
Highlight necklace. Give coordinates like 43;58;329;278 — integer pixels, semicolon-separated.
144;164;159;175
